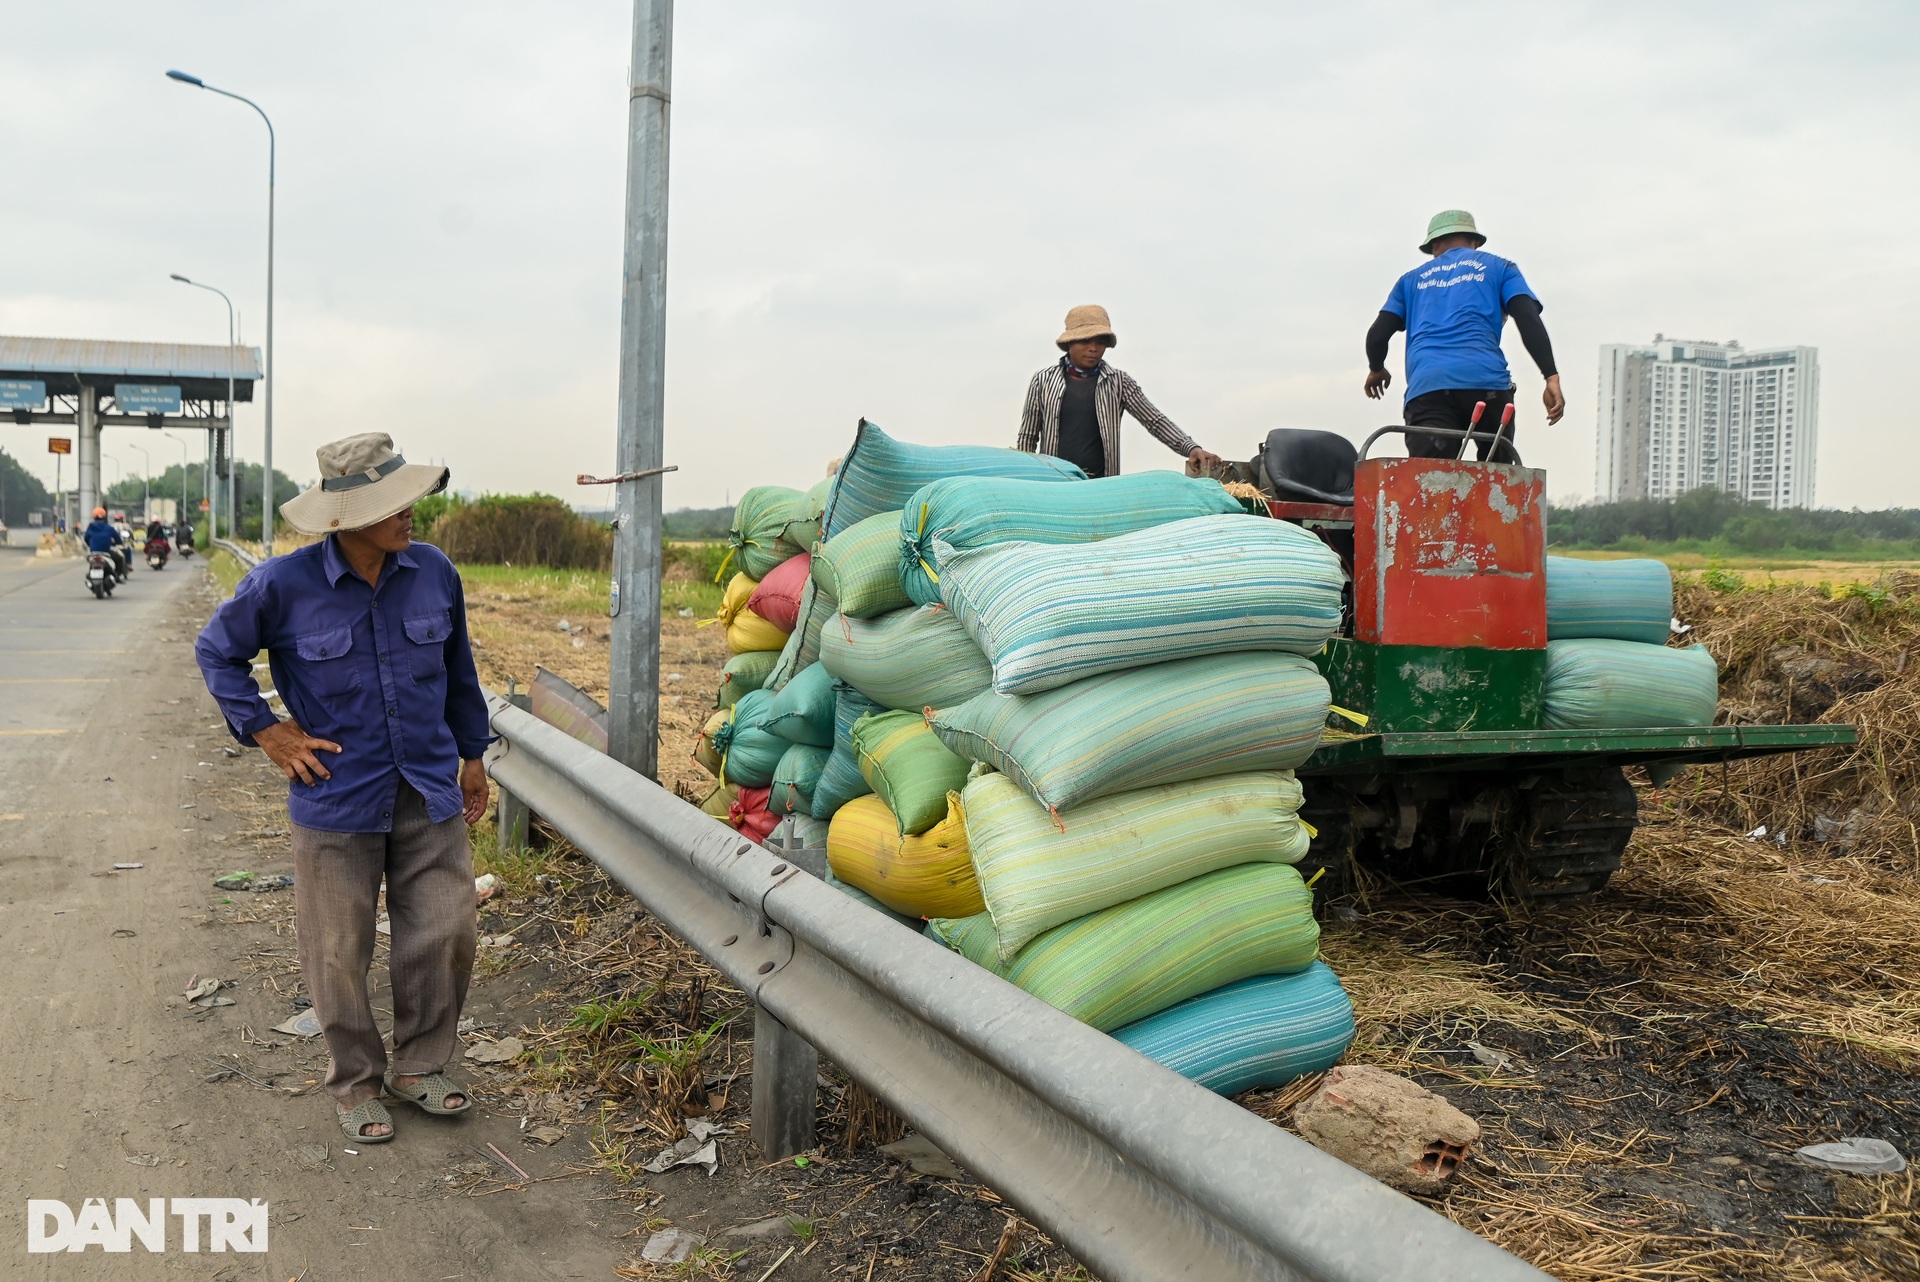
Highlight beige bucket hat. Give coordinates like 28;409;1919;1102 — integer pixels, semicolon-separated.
1055;304;1118;350
280;432;450;535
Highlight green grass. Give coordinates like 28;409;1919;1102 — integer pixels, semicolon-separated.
207;549;249;596
457;559;723;619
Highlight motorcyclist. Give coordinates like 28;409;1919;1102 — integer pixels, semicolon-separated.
83;507;129;580
145;518;172;568
177;518;195;556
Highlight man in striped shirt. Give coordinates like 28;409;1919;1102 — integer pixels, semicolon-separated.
1016;305;1223;479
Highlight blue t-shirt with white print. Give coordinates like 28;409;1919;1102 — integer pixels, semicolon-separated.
1382;247;1537;401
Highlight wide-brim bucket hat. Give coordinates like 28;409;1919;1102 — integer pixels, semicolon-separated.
1420;209;1487;254
280;431;450;534
1056;304;1118;350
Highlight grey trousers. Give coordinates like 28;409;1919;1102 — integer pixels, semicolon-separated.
290;784;476;1106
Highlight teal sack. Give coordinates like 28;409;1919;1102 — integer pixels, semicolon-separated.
822;419;1085;539
763;576;837;693
926;862;1320;1032
770;742;831;816
758;662;835;747
899;472;1243;606
810;682;883;820
931;651;1328;811
1543;638;1719;729
939;514;1344;696
709;688;787;788
817;604;993;711
1546;557;1673;645
1110;963;1356;1096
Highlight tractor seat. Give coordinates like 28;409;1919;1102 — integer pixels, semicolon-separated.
1260;429;1357;506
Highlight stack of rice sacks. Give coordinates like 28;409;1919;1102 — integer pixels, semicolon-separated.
799;422;1358;1095
1542;557;1718;728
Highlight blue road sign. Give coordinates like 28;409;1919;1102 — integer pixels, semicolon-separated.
115;383;182;414
0;379;46;408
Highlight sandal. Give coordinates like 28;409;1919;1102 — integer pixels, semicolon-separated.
384;1070;472;1116
338;1098;396;1143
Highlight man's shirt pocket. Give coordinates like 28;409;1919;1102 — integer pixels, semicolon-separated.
404;610;452;683
294;626;361;699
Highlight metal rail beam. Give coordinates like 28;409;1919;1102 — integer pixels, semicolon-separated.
211;537;260;569
484;697;1549;1282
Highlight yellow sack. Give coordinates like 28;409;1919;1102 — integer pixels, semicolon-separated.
826;792;982;920
697;779;737;820
693;708;730;777
702;572;792;655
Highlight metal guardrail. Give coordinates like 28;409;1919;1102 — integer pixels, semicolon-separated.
484;695;1549;1282
211;538;261;570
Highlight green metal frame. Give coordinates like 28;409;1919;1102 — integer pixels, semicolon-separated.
1301;723;1858;777
1315;639;1544;733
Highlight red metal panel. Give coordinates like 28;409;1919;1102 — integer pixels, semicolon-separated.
1353;458;1546;649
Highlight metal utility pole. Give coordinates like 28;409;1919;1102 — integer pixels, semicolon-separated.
167;71;274;556
606;0;673;780
170;273;236;544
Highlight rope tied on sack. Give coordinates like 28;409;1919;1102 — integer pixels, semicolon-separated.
707;704;740;787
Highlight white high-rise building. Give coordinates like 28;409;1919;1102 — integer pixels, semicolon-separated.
1595;338;1819;508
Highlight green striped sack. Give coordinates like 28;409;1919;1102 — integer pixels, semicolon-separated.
925;862;1320;1032
898;472;1244;606
822;419;1086;539
756;661;835;747
726;485;815;581
810;681;884;820
770;742;831;816
1546;557;1673;645
851;710;972;836
707;688;787;788
817;604;994;711
716;650;779;710
962;769;1311;961
938;514;1345;696
930;652;1328;811
763;577;837;693
1543;638;1719;729
812;510;912;618
1110;963;1355;1096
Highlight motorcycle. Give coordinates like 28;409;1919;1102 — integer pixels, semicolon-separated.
85;550;117;599
176;527;195;559
146;536;171;571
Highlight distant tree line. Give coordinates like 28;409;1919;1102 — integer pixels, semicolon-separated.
663;506;731;539
1549;488;1920;554
417;493;613;570
0;448;52;525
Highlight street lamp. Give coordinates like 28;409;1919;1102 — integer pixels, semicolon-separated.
126;442;152;519
167;69;275;557
162;432;192;525
170;273;236;541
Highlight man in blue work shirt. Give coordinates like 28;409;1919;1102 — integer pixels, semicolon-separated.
1363;210;1564;463
196;432;489;1144
81;505;128;579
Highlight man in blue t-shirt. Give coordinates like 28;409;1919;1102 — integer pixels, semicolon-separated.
1363;210;1563;463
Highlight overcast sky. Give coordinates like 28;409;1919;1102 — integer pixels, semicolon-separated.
4;1;1916;511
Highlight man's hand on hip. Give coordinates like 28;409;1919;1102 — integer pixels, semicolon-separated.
1542;375;1566;425
1364;369;1392;400
254;719;343;786
460;759;489;826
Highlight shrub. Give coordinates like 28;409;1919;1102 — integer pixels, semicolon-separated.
429;494;612;570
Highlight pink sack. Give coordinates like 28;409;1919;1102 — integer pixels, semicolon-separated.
729;786;780;841
746;552;812;634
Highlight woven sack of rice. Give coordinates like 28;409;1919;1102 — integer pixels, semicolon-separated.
811;510;912;618
938;514;1344;695
930;651;1328;811
823;866;925;930
1543;638;1719;729
925;861;1319;1032
822;419;1085;539
725;485;816;581
728;785;780;841
756;661;835;747
707;572;791;655
810;682;884;821
746;551;812;633
770;742;831;816
961;769;1310;961
898;471;1243;606
716;650;779;710
818;604;993;711
1545;556;1673;644
762;576;837;693
850;710;972;836
825;792;980;919
1109;963;1355;1095
701;689;787;787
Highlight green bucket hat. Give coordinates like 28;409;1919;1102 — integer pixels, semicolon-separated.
1420;209;1486;254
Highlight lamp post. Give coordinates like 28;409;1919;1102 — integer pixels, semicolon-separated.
170;273;236;541
126;442;152;519
162;432;191;524
167;70;275;556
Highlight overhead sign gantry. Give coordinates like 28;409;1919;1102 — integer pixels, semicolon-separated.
0;336;261;529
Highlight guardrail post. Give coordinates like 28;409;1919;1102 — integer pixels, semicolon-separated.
496;688;535;852
750;1003;818;1159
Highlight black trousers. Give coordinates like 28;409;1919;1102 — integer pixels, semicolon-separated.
1403;387;1519;463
